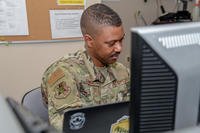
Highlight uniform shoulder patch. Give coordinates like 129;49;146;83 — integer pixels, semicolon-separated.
54;81;71;99
48;68;65;86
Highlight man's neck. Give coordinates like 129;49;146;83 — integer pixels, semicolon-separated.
86;50;106;67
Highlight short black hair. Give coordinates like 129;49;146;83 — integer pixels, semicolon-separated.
80;3;122;36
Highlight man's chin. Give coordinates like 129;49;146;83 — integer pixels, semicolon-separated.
107;59;117;64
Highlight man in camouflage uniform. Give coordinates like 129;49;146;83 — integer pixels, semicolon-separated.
41;3;130;131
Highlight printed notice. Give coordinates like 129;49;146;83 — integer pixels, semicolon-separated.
49;10;83;39
57;0;85;5
0;0;29;36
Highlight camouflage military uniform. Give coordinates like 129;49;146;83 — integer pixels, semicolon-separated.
41;50;130;131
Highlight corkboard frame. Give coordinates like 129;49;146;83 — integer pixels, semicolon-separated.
0;0;84;43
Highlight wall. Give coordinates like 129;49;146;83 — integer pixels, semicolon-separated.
0;0;193;102
0;42;85;101
102;0;193;67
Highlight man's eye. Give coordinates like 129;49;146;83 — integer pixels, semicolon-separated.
119;37;124;43
107;41;116;47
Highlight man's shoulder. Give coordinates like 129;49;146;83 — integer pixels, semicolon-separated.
110;62;128;71
44;50;85;73
41;50;87;104
110;62;130;80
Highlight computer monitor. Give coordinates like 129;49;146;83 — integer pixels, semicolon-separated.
129;22;200;133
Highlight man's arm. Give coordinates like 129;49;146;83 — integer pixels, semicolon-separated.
41;63;83;131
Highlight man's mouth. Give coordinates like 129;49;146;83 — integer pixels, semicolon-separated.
110;53;120;60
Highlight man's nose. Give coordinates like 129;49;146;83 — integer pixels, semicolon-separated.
114;42;122;52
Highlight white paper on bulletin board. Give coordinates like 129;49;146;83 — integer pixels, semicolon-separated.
0;0;29;36
49;10;83;39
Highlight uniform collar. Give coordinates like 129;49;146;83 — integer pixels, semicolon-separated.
82;51;117;83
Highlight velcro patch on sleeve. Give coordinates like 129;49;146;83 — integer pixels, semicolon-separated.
48;68;65;86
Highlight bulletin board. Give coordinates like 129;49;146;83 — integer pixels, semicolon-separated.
0;0;84;42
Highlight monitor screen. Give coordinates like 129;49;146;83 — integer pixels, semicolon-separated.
129;22;200;133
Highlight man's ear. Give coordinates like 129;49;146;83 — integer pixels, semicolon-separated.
83;34;94;48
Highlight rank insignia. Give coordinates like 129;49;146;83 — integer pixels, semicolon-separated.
110;115;129;133
54;81;71;99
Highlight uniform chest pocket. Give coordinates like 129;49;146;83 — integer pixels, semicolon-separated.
101;79;130;103
79;81;101;105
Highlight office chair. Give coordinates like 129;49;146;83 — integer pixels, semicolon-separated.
21;87;49;122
